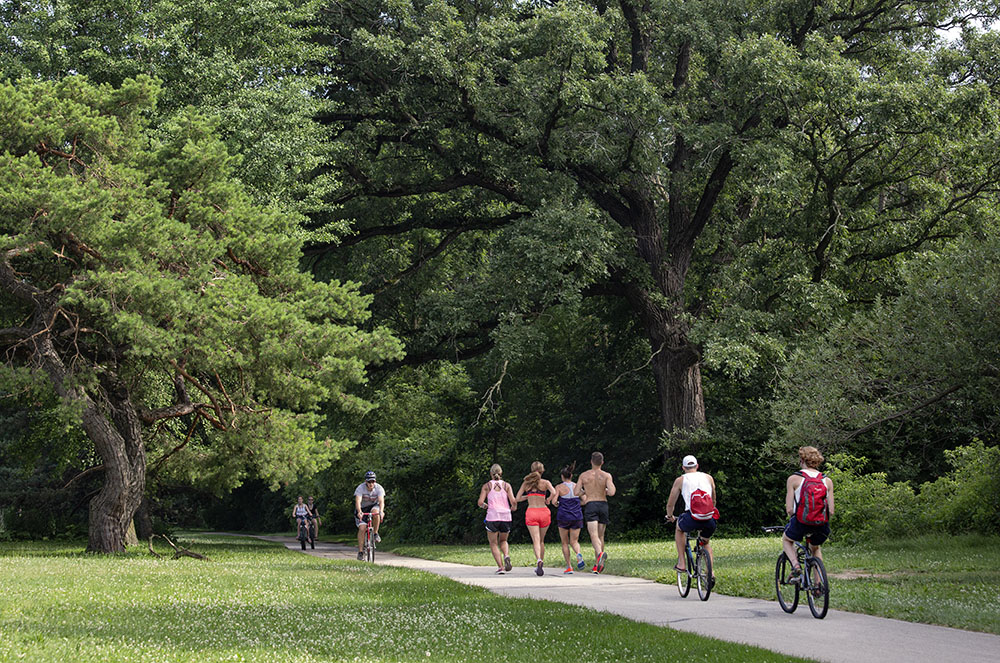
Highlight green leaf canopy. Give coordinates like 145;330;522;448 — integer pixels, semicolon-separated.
0;75;401;550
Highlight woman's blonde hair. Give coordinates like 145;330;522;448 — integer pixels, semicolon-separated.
799;446;824;469
523;461;544;490
490;464;503;480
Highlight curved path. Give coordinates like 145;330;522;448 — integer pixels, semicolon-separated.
260;537;1000;663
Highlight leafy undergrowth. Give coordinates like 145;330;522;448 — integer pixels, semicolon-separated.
388;533;1000;634
0;535;803;662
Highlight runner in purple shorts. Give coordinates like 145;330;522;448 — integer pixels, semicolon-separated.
554;463;586;574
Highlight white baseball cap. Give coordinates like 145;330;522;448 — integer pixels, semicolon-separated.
682;455;698;468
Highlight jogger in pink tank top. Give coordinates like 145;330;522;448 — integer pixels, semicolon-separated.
477;463;517;574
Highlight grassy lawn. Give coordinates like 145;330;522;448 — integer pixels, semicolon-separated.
0;535;804;663
387;533;1000;634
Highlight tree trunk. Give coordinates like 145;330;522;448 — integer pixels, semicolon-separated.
651;342;706;431
84;417;146;552
622;202;707;432
32;335;146;553
134;497;154;541
83;380;146;553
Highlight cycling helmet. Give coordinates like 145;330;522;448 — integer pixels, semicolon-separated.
364;470;377;481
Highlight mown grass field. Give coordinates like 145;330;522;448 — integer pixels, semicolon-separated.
0;535;804;663
388;533;1000;634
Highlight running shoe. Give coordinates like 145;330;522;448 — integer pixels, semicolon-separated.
789;567;802;585
597;551;607;573
495;568;505;575
535;560;544;576
503;555;512;572
576;552;585;570
563;567;573;575
592;565;599;574
374;533;381;543
357;551;364;560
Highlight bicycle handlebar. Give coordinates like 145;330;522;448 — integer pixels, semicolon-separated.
761;525;784;534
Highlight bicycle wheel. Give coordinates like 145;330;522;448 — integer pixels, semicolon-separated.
365;533;376;563
775;553;799;613
695;546;712;601
676;553;692;598
805;557;829;619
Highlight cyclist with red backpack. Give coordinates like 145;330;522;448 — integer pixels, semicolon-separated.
665;455;719;582
783;446;835;582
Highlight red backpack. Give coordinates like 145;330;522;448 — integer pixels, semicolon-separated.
690;489;719;521
794;471;829;525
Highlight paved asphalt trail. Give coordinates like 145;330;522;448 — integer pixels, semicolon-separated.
258;536;1000;663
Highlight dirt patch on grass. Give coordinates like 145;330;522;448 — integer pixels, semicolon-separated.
829;569;897;580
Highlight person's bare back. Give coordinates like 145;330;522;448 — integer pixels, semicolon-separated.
579;468;613;502
579;451;616;573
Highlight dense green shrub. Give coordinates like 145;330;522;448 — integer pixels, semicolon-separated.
823;442;1000;541
920;440;1000;534
824;453;925;541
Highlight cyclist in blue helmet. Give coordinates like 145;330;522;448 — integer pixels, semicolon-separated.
355;471;386;560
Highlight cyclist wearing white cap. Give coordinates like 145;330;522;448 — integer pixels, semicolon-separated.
665;455;718;580
355;470;386;560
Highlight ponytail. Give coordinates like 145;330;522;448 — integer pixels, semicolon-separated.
523;461;544;491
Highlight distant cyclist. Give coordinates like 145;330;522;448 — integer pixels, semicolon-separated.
665;455;718;582
306;496;321;539
291;496;310;539
355;471;386;561
783;446;835;582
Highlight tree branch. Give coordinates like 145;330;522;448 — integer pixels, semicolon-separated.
843;384;962;441
367;228;464;294
62;464;105;489
148;417;199;475
304;211;528;255
605;340;665;391
472;359;508;427
167;360;227;430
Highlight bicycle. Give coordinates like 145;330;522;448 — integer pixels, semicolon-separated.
762;525;829;619
359;511;376;562
668;518;713;601
296;517;313;550
306;516;317;549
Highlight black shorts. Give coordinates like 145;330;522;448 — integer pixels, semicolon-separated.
485;520;511;533
583;501;609;524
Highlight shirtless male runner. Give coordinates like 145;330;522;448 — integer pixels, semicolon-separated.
578;451;616;573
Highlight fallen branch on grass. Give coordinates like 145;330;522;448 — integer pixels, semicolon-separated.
148;534;209;560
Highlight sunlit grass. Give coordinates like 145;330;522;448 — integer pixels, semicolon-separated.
0;535;804;662
388;533;1000;634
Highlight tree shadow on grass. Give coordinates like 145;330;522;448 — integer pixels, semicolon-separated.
0;534;282;559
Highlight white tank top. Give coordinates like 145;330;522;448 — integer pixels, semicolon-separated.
681;472;713;511
794;468;823;503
